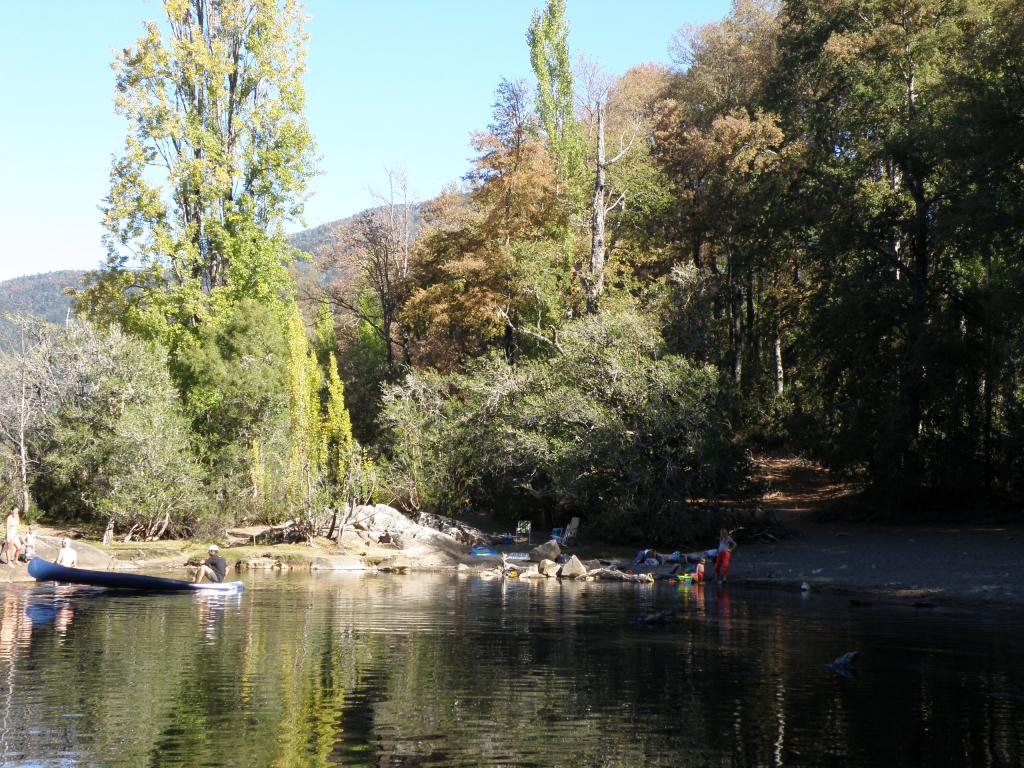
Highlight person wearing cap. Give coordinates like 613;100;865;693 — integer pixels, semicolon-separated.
194;544;227;583
55;537;77;567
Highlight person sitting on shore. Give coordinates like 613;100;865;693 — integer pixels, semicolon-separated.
194;545;227;584
55;538;78;567
4;507;21;567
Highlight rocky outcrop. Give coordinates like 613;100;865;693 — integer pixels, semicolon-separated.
349;504;466;562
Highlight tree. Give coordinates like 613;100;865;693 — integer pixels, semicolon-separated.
76;0;316;344
381;308;745;540
528;0;586;253
173;298;291;510
286;304;322;528
32;323;205;537
772;0;989;507
0;317;59;516
575;60;643;313
403;81;564;369
323;169;415;373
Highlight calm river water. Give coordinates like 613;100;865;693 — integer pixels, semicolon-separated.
1;572;1022;767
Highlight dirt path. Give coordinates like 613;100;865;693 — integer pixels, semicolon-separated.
729;456;1024;606
751;455;856;524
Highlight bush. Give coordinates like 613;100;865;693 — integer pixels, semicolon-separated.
381;308;747;541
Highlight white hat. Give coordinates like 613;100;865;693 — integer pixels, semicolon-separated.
208;544;220;552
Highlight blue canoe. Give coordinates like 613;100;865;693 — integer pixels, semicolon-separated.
28;558;244;593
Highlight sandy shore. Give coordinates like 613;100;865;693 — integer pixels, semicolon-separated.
728;520;1024;606
4;522;1022;607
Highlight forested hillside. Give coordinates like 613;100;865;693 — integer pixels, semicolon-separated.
1;0;1021;543
0;271;86;350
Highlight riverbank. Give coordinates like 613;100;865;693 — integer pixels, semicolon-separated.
4;458;1022;607
728;521;1024;606
725;455;1024;606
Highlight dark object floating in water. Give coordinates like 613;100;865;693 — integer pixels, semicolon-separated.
632;609;678;626
825;650;859;678
848;599;871;607
28;558;243;593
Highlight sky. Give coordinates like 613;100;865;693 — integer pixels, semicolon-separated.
0;0;730;283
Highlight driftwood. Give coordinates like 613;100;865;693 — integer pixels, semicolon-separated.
586;567;654;583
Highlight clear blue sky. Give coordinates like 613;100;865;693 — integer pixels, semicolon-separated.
0;0;729;282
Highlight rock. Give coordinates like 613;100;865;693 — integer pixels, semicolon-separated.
800;581;811;591
582;559;602;571
377;555;411;573
559;555;587;578
519;566;545;579
539;558;561;577
310;555;371;571
530;539;561;562
242;557;278;570
457;563;470;572
345;503;468;562
586;567;653;583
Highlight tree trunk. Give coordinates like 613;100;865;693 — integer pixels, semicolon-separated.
18;370;30;516
586;103;607;314
731;282;743;387
773;333;784;397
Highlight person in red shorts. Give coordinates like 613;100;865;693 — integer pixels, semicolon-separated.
714;528;736;584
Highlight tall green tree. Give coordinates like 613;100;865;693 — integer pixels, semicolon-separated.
528;0;586;253
76;0;316;345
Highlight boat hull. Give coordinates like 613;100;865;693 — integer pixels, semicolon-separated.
27;558;243;592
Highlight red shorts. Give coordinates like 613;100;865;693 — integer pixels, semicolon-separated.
714;549;732;579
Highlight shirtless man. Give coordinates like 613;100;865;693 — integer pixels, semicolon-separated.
55;538;78;567
4;508;20;567
194;545;227;583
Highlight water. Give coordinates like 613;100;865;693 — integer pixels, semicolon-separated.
1;572;1022;767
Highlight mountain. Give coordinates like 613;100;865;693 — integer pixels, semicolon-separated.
0;270;87;350
287;202;425;258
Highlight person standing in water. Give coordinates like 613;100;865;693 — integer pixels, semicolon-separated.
194;545;227;583
55;538;78;567
714;528;736;585
4;507;21;567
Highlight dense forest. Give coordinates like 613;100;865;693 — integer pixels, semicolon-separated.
1;0;1021;544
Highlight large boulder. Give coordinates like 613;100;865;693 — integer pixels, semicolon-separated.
347;504;466;562
559;555;588;578
539;558;561;577
530;539;561;562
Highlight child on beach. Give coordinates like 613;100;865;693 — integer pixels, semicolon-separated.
22;525;37;561
714;528;736;584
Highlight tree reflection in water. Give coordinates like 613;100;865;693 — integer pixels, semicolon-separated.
0;573;1021;767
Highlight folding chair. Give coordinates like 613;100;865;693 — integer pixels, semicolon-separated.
514;520;532;544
